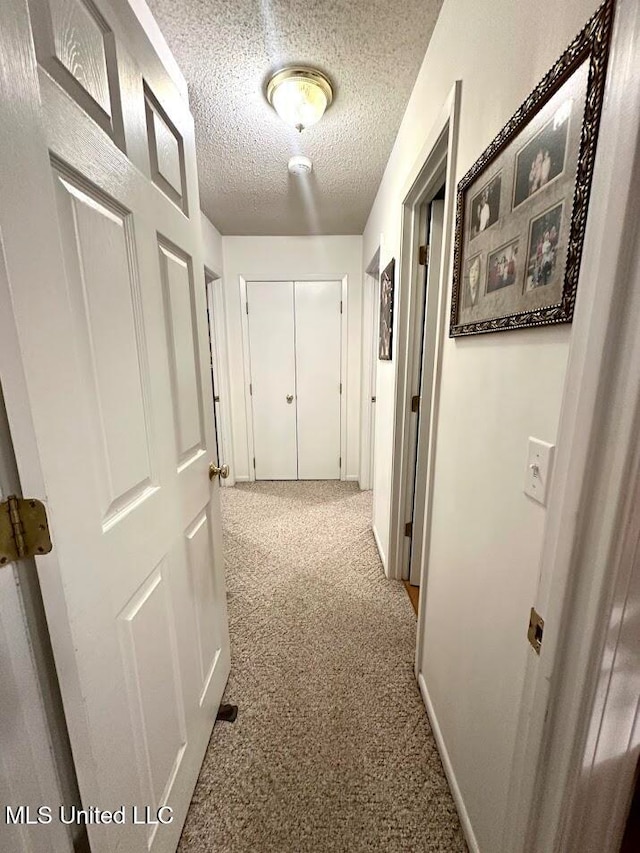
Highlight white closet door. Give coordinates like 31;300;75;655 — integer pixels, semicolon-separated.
247;282;298;479
295;281;342;480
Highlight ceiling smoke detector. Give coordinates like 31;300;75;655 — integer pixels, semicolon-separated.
288;155;313;176
267;67;333;132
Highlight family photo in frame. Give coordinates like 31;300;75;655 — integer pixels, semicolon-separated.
378;258;395;360
450;0;614;337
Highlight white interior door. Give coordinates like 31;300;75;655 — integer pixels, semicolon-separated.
247;281;298;479
402;203;431;582
295;281;342;480
409;200;444;587
0;2;230;852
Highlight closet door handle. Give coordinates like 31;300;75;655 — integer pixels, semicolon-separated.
286;394;294;403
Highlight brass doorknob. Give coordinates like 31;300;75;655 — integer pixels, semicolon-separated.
209;463;230;481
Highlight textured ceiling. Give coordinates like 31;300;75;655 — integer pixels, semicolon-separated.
146;0;445;235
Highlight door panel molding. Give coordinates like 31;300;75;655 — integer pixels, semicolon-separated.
28;0;126;146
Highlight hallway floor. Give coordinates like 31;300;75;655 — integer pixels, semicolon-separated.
178;482;466;852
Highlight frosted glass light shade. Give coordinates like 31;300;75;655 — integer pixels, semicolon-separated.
267;68;333;132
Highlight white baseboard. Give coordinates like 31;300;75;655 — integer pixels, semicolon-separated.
372;523;386;570
417;672;480;853
234;475;251;482
345;474;359;482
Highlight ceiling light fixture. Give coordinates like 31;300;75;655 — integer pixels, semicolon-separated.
288;155;313;176
267;67;333;132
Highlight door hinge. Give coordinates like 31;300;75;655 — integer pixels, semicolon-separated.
527;607;544;654
404;521;413;538
0;496;53;567
419;244;430;266
246;302;249;315
339;456;342;468
371;395;376;403
253;456;256;469
340;300;343;314
340;382;343;394
411;395;420;413
249;383;253;396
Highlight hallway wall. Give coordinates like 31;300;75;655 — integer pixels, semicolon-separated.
363;0;603;850
201;211;224;275
221;236;363;481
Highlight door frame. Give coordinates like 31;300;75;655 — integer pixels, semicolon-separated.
387;81;461;587
359;249;380;491
406;200;445;587
400;200;430;583
239;274;348;482
205;267;235;486
384;81;480;845
0;383;75;853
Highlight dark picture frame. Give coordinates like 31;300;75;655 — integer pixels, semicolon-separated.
450;0;614;337
378;258;395;360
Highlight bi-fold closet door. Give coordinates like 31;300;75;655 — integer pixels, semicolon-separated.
247;280;342;480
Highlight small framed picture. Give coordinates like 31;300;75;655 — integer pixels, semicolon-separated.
512;113;569;210
465;253;482;308
470;171;502;239
450;0;614;337
487;239;520;294
524;202;564;292
378;258;395;360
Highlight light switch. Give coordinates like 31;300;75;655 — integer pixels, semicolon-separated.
524;437;555;505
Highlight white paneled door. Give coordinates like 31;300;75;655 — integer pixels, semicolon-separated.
0;2;230;852
246;280;342;480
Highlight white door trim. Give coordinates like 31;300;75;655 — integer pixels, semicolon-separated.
408;200;444;588
0;386;74;853
205;268;235;486
238;275;256;481
502;2;640;849
564;458;640;852
359;250;380;491
239;274;348;482
387;81;462;585
339;274;348;482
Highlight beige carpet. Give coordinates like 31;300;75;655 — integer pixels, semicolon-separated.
179;481;467;852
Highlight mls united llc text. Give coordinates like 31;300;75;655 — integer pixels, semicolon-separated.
4;805;174;825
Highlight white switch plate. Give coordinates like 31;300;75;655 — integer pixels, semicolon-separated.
524;437;555;505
